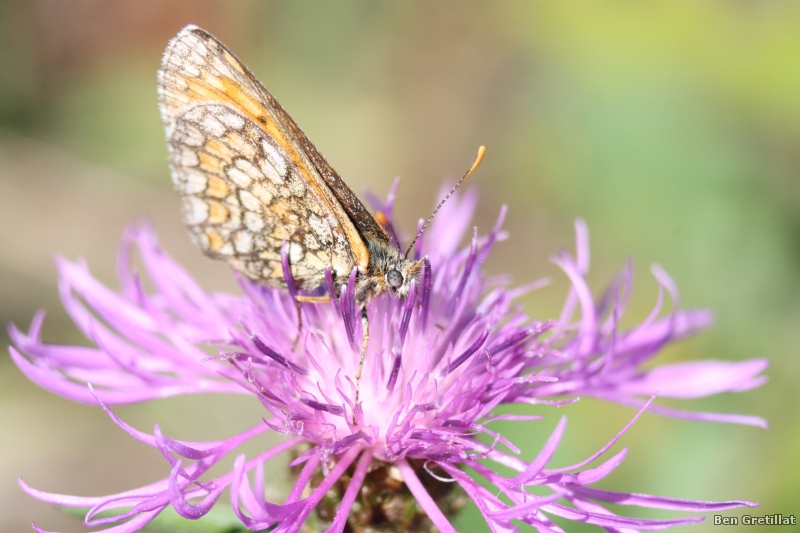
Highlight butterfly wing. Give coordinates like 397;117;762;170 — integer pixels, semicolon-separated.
158;25;373;289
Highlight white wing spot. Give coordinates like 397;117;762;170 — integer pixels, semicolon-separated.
183;63;201;77
183;169;207;194
288;242;304;264
261;141;287;176
219;113;245;130
236;158;263;181
244;211;264;232
251;183;274;206
182;125;204;146
217;242;234;256
183;196;209;224
184;107;204;122
225;132;256;160
260;158;284;185
239;190;262;212
233;231;253;253
180;147;199;167
308;214;333;244
227;166;252;188
201;115;226;136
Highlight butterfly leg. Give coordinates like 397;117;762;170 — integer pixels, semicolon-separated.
291;299;303;350
353;304;369;421
291;295;332;349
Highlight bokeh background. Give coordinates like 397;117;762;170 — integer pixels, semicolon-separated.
1;2;798;532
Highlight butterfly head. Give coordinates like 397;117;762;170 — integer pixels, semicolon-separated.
384;255;423;299
356;146;486;305
356;241;423;304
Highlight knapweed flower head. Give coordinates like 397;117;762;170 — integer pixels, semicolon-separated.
10;184;767;533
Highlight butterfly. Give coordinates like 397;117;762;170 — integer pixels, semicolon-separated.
157;25;483;401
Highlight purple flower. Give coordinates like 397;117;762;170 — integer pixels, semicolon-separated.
10;184;767;532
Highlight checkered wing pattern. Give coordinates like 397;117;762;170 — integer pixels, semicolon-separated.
158;26;367;289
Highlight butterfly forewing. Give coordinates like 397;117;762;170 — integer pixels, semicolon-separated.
158;25;374;289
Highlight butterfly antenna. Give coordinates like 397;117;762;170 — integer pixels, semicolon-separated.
404;145;486;259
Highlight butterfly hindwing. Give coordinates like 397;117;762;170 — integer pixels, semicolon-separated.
167;102;362;288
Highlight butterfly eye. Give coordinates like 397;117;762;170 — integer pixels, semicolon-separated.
386;269;404;289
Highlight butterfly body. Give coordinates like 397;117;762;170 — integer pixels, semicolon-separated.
158;25;421;305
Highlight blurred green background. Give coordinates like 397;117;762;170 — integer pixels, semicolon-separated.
1;2;797;532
